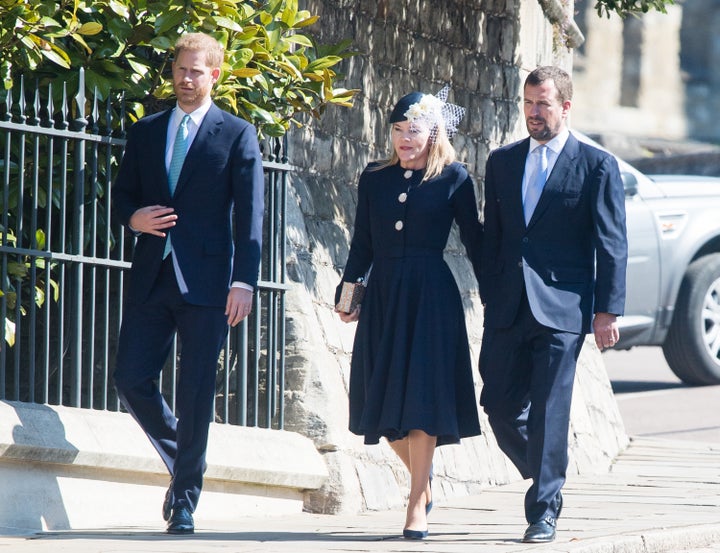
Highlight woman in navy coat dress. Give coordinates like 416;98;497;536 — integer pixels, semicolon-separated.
335;88;483;539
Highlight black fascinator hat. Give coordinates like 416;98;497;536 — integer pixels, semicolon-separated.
387;86;465;139
389;92;424;123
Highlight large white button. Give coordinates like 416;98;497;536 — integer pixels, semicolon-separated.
398;192;407;203
395;220;404;231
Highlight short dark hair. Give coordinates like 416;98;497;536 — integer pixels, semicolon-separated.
525;66;573;104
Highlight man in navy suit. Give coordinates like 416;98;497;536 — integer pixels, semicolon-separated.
479;66;627;543
112;32;264;534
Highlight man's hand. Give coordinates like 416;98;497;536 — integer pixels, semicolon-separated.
593;312;619;350
226;287;253;327
129;205;177;236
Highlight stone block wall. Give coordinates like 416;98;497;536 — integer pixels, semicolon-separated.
278;0;626;514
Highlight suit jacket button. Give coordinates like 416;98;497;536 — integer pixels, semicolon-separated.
518;261;523;267
523;237;529;243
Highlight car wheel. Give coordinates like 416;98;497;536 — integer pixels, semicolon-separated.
662;253;720;385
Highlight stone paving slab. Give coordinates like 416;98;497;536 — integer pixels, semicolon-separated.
0;437;718;553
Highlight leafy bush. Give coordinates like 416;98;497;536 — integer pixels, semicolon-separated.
0;0;358;136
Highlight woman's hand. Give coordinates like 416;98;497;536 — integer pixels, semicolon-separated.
335;304;361;322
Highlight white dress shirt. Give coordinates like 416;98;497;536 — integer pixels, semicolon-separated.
522;128;570;203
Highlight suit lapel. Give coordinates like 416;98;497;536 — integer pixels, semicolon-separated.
149;110;173;201
526;133;580;228
509;139;530;225
173;103;224;198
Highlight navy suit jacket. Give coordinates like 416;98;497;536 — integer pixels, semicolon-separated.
112;103;264;307
480;132;627;334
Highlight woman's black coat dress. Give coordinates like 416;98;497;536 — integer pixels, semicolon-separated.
338;161;483;446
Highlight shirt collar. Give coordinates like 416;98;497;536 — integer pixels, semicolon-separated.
174;99;213;127
529;128;569;157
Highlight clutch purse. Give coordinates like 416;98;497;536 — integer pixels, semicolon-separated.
337;280;366;313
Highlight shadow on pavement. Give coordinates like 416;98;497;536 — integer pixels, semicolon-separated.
610;380;686;394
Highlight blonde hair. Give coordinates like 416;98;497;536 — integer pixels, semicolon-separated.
174;33;224;69
376;123;457;181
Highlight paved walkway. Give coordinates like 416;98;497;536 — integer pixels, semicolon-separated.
1;437;719;553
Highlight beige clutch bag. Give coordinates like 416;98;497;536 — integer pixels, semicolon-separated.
337;281;366;313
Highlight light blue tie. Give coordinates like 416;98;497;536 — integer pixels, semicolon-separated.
164;113;190;258
524;145;548;224
168;114;190;196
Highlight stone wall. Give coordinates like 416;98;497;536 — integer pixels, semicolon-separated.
279;0;627;514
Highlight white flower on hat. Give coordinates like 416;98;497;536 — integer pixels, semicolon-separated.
404;94;443;128
402;85;465;140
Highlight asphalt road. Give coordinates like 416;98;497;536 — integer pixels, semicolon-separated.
602;346;720;444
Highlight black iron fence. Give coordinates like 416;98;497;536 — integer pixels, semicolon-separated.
0;70;290;429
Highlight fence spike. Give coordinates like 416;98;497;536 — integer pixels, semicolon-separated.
1;81;11;122
43;82;55;129
59;81;69;130
91;86;99;134
29;79;41;126
72;67;88;132
17;75;26;124
104;95;112;136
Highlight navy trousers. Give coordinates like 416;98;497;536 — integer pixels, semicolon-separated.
479;291;585;524
114;257;228;512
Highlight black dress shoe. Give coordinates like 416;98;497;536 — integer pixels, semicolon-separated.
162;482;173;522
522;519;556;543
555;491;563;519
167;506;194;534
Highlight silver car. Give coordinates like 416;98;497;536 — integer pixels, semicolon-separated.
608;143;720;385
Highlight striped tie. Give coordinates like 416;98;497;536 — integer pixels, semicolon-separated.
164;113;190;259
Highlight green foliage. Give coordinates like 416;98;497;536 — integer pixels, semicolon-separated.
593;0;675;18
0;0;359;136
0;228;58;347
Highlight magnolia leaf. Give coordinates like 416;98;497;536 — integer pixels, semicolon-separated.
38;16;64;29
69;32;92;55
294;15;319;28
284;34;313;48
35;229;46;250
5;318;15;348
7;261;27;278
49;279;60;302
280;2;298;26
78;22;103;36
213;16;243;32
155;9;185;35
259;11;273;26
107;0;131;18
150;35;174;50
275;60;303;79
126;57;151;76
35;287;45;307
304;56;342;72
329;97;355;107
232;67;261;77
236;47;254;65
